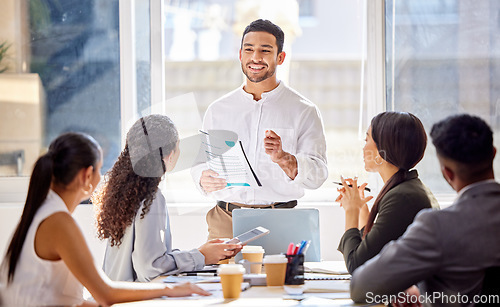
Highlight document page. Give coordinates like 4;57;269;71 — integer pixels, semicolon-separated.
201;130;261;187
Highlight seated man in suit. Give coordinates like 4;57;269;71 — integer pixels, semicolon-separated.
350;114;500;306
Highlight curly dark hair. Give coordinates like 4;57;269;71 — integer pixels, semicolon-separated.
93;115;178;246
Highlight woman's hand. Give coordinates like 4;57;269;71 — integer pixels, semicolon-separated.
336;177;373;231
336;177;373;212
164;282;211;297
198;239;242;264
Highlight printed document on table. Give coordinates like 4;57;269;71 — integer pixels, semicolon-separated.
201;130;262;187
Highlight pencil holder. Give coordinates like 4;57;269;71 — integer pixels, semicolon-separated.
285;254;304;285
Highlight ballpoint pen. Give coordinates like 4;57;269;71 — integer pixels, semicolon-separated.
287;242;295;255
296;240;307;255
333;181;371;192
181;268;217;274
183;272;218;276
301;240;311;255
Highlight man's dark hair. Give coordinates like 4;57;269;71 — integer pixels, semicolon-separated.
431;114;494;178
241;19;285;54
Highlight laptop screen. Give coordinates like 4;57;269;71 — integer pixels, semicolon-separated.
232;208;321;262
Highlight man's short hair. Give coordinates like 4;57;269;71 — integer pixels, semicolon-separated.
241;19;285;54
430;114;494;167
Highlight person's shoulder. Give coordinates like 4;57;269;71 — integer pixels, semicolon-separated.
36;191;72;222
154;189;166;205
47;211;75;225
464;181;500;198
390;177;429;198
207;86;244;108
412;206;442;229
280;83;317;108
139;189;166;217
382;179;433;209
39;211;79;237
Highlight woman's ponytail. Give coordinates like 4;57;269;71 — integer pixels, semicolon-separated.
4;132;100;283
6;153;53;282
363;169;407;237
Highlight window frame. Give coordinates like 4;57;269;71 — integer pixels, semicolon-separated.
372;0;457;207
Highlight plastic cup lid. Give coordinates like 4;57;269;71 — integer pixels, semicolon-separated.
263;254;287;263
242;245;265;253
217;264;246;274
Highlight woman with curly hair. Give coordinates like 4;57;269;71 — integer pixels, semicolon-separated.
0;132;209;306
93;115;241;282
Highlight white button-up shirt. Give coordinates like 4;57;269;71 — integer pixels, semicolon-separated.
191;82;328;205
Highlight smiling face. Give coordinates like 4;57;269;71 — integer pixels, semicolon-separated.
239;31;285;84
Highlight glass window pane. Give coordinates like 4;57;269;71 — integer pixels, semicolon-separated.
385;0;500;194
0;0;121;176
135;0;151;114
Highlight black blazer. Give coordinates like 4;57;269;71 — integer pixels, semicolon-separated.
338;170;435;274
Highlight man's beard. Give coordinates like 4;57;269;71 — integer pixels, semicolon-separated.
241;63;276;83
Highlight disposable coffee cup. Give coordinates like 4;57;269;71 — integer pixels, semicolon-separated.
241;245;265;274
263;254;287;287
217;264;245;299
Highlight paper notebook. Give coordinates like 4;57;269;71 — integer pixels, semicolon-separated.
303;280;350;293
303;261;350;275
304;273;351;281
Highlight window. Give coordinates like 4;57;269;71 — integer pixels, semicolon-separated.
0;0;121;178
0;0;156;203
384;0;500;194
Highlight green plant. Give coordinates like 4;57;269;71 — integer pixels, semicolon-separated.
0;41;10;73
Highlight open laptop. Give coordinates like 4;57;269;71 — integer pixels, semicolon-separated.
232;208;321;262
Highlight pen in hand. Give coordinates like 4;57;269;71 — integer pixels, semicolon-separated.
333;181;371;192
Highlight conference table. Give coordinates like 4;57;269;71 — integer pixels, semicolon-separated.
113;261;382;306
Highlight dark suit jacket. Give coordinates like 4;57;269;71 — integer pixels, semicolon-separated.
338;170;436;274
351;180;500;307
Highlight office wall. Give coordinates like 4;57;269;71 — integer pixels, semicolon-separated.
0;74;45;176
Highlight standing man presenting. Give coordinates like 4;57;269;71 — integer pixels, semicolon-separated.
191;19;328;240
